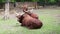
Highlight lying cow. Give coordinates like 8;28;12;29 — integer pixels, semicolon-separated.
16;5;43;29
16;12;43;29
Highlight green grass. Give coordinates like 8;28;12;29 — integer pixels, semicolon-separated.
0;9;60;34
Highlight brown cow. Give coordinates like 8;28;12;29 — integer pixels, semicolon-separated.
16;4;42;29
16;13;43;29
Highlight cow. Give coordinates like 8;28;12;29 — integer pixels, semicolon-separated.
16;4;43;29
16;12;43;29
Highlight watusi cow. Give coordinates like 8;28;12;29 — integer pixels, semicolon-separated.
16;4;43;29
16;13;43;29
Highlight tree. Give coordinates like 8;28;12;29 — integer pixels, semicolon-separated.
31;0;39;9
0;0;16;20
3;0;10;20
56;0;60;6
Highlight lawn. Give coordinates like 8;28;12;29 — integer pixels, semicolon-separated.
0;9;60;34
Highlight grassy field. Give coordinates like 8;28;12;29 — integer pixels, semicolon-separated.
0;9;60;34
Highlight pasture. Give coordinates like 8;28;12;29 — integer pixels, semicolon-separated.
0;9;60;34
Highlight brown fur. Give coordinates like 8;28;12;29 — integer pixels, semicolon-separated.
17;14;43;29
30;13;38;19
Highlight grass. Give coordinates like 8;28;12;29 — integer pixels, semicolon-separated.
0;9;60;34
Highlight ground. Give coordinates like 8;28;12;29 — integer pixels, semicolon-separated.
0;9;60;34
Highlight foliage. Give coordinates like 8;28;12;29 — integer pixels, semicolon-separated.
32;0;39;2
0;0;16;3
48;0;57;4
0;0;60;5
